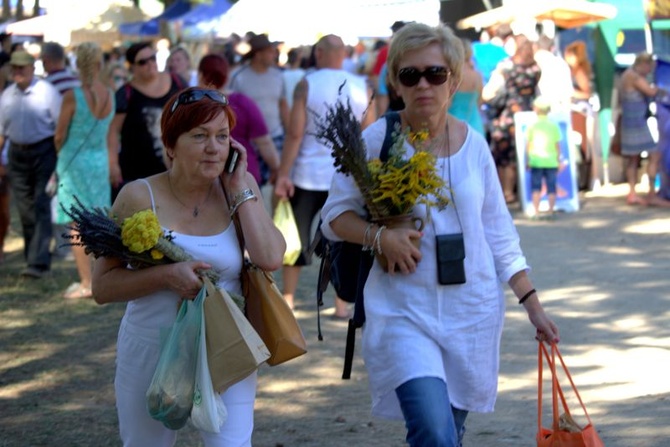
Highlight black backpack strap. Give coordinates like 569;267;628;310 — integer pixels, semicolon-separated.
342;111;400;379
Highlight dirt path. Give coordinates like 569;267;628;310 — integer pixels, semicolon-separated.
247;186;670;447
1;185;669;446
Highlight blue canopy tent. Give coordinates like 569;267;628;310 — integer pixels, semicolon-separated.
182;0;232;27
180;0;233;38
119;0;192;36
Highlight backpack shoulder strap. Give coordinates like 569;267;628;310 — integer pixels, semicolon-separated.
342;112;400;380
124;82;132;104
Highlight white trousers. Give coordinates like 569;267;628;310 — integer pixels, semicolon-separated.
114;318;257;447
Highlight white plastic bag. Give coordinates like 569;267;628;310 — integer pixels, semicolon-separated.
273;200;301;265
190;292;228;433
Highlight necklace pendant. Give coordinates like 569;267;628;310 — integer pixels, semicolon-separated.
193;207;199;218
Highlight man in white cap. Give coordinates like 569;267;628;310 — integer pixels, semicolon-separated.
0;51;62;278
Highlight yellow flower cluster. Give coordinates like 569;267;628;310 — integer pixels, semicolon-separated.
121;209;164;259
407;128;430;148
367;149;448;215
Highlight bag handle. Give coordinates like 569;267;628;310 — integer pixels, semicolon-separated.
538;341;594;433
203;275;217;298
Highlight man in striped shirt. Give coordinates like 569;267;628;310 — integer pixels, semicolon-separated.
42;42;80;95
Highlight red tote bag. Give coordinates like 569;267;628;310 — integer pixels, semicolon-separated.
537;341;605;447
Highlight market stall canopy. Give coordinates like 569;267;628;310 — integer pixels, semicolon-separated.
119;0;192;36
180;0;233;38
457;0;618;30
212;0;440;45
5;14;49;36
71;3;149;50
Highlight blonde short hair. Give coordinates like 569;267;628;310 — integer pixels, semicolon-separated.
387;23;464;91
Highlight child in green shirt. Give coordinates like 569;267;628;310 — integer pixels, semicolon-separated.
526;96;562;218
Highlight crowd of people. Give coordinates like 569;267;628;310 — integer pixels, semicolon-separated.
0;17;666;447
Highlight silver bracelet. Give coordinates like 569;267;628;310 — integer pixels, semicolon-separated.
363;223;375;251
373;225;386;255
229;188;257;216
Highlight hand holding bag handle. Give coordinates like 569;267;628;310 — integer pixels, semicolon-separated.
537;341;604;447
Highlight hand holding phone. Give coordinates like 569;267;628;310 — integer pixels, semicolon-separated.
225;148;239;174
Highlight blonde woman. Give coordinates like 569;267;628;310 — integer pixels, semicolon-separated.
321;24;558;446
54;42;115;299
618;52;669;205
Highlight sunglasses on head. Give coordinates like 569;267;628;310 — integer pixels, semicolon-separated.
135;54;157;66
398;66;450;87
170;89;229;114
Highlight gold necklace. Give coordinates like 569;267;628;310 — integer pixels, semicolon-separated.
167;172;214;218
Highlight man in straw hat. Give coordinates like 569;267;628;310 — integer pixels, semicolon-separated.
0;51;62;278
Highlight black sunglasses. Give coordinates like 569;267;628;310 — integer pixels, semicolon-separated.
135;54;157;66
398;66;450;87
170;89;229;114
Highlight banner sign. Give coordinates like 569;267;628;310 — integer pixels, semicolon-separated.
514;111;580;216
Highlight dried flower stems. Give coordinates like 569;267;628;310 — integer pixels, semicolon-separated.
63;196;219;283
312;98;386;220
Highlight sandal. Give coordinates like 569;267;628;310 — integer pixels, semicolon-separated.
63;282;93;299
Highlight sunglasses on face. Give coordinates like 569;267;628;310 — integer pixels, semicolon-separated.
135;54;157;66
397;66;450;87
170;89;229;114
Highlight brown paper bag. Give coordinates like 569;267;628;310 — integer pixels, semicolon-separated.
203;277;270;393
243;261;307;366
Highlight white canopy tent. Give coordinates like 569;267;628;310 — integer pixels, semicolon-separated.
210;0;441;46
456;0;618;30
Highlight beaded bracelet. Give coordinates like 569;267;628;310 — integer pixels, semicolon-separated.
518;288;536;305
229;188;257;216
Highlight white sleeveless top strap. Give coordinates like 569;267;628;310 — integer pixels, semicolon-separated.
137;178;156;212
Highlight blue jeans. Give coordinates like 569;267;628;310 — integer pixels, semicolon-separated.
396;377;469;447
530;167;558;194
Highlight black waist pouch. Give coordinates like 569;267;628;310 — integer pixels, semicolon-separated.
435;233;466;285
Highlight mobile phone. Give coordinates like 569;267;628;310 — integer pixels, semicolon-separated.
225;148;239;173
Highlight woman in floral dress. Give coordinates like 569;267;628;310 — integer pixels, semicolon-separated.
486;36;541;203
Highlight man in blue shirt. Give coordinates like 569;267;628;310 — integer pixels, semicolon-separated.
0;51;62;278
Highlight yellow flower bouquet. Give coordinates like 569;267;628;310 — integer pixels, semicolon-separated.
314;99;450;222
63;197;219;283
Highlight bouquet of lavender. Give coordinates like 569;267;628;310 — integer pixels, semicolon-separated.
63;196;219;283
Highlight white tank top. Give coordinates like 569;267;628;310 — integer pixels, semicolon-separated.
122;179;243;330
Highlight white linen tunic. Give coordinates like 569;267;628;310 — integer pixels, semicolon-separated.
320;118;529;420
